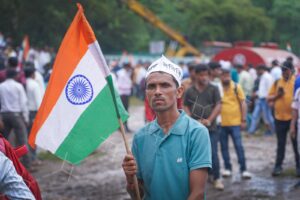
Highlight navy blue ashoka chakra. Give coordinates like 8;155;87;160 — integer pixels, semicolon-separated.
65;74;94;105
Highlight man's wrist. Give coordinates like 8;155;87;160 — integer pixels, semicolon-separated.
206;119;211;126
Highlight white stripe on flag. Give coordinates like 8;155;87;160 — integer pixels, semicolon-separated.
36;45;107;152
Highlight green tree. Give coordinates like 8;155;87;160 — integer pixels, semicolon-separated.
270;0;300;54
181;0;273;46
0;0;150;53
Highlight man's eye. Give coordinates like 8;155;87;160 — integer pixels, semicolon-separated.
161;83;171;88
146;85;155;90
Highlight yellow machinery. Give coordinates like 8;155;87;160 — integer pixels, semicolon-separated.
123;0;201;57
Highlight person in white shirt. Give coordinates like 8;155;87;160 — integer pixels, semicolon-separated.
24;61;45;97
236;64;254;98
248;64;257;81
117;63;133;132
0;69;30;168
248;65;275;135
270;60;282;81
24;67;43;164
37;47;51;74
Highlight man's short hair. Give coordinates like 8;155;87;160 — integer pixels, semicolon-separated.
6;68;18;79
234;64;243;69
256;64;268;71
208;62;221;70
271;59;279;66
195;64;209;74
187;62;196;72
24;67;36;78
8;57;18;68
24;61;35;68
281;60;294;71
248;63;254;69
123;62;131;68
286;56;293;63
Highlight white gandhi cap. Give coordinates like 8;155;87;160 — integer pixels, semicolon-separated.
146;55;183;86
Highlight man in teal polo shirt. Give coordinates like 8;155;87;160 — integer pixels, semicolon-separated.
122;56;212;200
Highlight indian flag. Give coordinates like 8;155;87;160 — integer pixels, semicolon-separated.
22;35;30;61
28;4;128;164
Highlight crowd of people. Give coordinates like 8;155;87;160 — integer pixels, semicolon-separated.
0;33;54;199
0;33;56;170
117;53;300;194
1;30;300;198
121;54;300;199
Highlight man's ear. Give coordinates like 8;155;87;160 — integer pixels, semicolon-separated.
176;86;184;99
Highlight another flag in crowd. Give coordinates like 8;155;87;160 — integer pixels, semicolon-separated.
22;35;30;61
28;4;128;164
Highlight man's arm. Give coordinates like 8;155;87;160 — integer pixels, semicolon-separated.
122;154;144;200
207;102;221;123
240;100;247;129
0;152;35;200
188;168;208;200
290;109;298;139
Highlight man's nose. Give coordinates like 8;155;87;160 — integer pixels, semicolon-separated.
154;86;162;95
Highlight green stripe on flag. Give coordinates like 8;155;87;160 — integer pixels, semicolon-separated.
55;83;128;164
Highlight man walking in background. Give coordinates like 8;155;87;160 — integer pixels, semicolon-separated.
268;61;300;176
117;62;133;132
0;68;30;168
24;66;43;166
184;64;223;190
248;65;275;135
219;65;252;179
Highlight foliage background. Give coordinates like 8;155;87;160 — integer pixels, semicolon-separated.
0;0;299;54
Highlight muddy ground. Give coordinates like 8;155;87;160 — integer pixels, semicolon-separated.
31;104;300;200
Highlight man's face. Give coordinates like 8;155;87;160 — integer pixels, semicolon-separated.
195;70;209;86
189;69;196;82
282;67;292;80
210;68;222;78
220;72;231;85
256;68;264;76
146;72;183;112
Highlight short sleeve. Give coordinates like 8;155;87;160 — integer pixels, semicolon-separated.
131;135;142;179
268;82;276;96
292;88;300;110
212;86;221;104
183;88;192;107
188;127;212;171
237;84;245;100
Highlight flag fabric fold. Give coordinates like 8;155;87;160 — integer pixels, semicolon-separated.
28;4;128;164
22;35;30;61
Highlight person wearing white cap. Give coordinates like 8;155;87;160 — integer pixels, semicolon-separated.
122;55;212;200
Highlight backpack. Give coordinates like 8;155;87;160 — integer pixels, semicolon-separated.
0;134;42;200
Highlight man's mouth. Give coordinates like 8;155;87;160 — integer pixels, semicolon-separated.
153;98;164;103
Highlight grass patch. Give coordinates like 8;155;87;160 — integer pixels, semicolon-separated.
38;150;107;162
282;168;296;176
38;151;61;162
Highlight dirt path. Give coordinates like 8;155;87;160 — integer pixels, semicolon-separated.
32;105;300;200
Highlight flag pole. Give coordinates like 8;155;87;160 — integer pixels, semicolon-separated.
118;118;141;200
105;75;141;200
